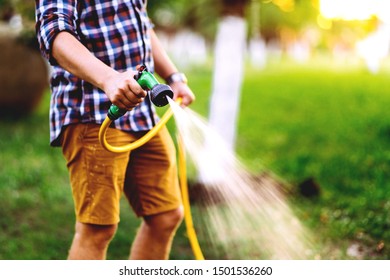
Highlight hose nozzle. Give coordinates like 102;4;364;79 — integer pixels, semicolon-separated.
135;65;173;107
149;83;174;107
107;65;173;120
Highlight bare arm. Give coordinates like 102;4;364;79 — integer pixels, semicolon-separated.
52;31;146;110
150;29;195;107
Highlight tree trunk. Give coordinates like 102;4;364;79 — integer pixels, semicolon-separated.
0;35;48;118
208;15;247;152
198;0;248;184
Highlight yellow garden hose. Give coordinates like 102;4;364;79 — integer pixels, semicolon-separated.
98;99;204;260
177;133;205;260
98;103;175;153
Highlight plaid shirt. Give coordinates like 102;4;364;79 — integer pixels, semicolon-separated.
35;0;157;146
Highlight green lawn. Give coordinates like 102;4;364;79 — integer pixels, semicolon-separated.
1;58;389;259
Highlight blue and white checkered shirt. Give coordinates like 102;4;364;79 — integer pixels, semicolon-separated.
35;0;157;146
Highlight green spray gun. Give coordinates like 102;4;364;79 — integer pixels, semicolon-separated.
106;65;174;120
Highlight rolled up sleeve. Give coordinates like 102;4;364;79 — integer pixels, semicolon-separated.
35;0;79;65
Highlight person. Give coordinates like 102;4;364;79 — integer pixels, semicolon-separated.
35;0;195;260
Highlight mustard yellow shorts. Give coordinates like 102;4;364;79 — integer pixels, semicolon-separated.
61;123;182;225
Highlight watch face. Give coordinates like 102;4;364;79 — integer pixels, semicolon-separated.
168;73;187;84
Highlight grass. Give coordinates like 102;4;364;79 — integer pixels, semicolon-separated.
236;59;390;259
1;57;389;259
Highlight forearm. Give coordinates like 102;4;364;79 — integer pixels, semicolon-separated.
149;29;178;80
149;29;195;106
52;31;145;110
52;31;117;90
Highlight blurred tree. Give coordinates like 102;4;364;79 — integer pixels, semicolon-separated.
208;0;250;148
147;0;330;46
148;0;219;40
0;0;47;118
199;0;250;184
14;0;35;22
0;0;14;22
260;0;318;41
0;0;35;24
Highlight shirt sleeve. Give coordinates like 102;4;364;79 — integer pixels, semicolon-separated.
35;0;79;65
146;16;155;30
138;0;154;30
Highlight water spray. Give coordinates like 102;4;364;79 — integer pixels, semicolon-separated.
168;102;316;259
98;65;204;260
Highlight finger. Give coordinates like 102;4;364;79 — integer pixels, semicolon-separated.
124;92;145;106
178;93;195;107
133;90;146;98
177;95;188;107
118;95;143;110
113;99;130;111
127;79;147;98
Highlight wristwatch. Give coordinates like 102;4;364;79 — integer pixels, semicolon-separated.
165;72;188;85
